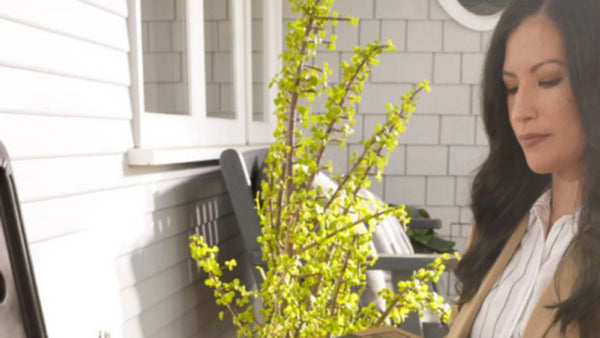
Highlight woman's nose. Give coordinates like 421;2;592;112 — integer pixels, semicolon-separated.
510;87;537;123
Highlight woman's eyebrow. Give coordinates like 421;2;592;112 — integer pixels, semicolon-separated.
502;58;565;77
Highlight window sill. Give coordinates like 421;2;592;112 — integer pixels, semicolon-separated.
127;145;269;166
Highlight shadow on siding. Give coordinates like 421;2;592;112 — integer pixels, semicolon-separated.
125;169;254;337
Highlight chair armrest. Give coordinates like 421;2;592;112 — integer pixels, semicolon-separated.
407;218;441;229
369;253;458;271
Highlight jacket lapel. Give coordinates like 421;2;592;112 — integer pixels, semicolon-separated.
447;215;530;338
522;250;579;337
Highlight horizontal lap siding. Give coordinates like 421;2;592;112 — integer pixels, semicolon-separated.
27;170;241;337
0;116;132;160
0;66;131;119
2;1;238;337
0;17;129;85
0;0;129;51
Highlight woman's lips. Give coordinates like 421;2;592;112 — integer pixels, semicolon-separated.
519;134;550;148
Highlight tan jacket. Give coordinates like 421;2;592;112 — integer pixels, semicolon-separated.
446;215;579;337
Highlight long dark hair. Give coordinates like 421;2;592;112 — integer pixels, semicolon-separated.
454;0;600;335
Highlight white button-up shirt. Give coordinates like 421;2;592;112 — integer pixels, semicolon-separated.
471;189;580;338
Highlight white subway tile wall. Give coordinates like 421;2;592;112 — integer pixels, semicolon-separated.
359;20;381;46
360;83;413;114
369;175;385;197
324;145;350;174
461;53;485;84
471;84;482;115
443;20;481;52
460;206;474;224
279;0;493;299
434;53;461;84
384;146;406;175
372;53;433;83
375;0;429;19
448;146;488;176
381;20;407;50
400;115;440;144
441;116;476;145
418;84;471;114
455;176;473;207
425;206;461;237
475;116;488;145
406;146;448;175
363;114;387;135
407;20;442;51
315;1;491;265
334;23;360;51
334;0;376;18
385;176;426;205
142;0;188;114
429;0;450;20
426;177;455;206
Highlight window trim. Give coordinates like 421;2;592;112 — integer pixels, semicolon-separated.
127;0;280;165
248;0;281;144
437;0;503;31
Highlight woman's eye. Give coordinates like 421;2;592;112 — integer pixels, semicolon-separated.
539;78;563;88
506;86;518;95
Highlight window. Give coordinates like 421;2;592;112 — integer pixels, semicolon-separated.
437;0;508;31
127;0;281;165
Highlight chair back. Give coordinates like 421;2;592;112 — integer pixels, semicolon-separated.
0;142;47;338
220;148;269;283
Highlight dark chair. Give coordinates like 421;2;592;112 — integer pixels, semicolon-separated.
0;141;47;338
220;147;454;337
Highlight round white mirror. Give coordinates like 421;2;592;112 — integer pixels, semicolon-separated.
437;0;509;31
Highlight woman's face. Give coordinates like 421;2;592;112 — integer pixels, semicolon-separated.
503;15;585;178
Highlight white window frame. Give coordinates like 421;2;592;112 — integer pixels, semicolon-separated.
437;0;503;31
127;0;280;165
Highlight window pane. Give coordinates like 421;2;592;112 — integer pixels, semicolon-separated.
252;0;264;122
458;0;509;15
205;0;236;120
141;0;189;115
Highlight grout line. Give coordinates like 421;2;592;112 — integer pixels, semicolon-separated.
372;0;377;20
382;174;386;201
403;143;408;175
403;19;408;51
430;46;435;82
438;114;443;145
469;84;474;114
472;111;477;144
446;145;450;177
479;31;484;52
428;0;432;19
441;19;445;51
459;52;464;84
424;175;429;205
453;175;458;206
421;175;426;208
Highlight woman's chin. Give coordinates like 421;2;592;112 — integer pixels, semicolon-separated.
524;159;552;175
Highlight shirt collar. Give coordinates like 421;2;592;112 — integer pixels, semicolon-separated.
530;187;582;230
530;188;552;227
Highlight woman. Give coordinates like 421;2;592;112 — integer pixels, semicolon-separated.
448;0;600;337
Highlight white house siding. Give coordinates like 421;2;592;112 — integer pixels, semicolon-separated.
284;0;494;299
0;1;243;337
0;0;495;336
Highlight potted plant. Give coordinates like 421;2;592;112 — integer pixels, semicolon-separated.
190;1;455;336
404;206;456;254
